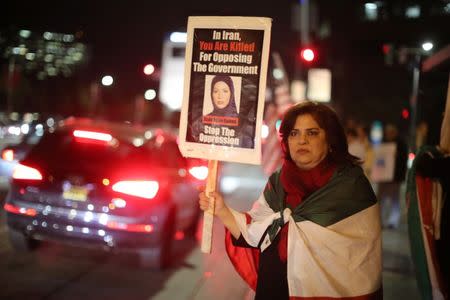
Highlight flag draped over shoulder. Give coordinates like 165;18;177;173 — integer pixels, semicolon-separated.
406;146;446;300
226;164;382;299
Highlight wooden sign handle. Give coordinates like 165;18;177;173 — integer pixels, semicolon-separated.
201;160;219;253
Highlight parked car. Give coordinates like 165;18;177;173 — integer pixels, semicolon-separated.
4;118;206;269
0;126;44;190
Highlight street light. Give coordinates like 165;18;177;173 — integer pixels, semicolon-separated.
143;64;155;75
144;89;156;100
101;75;113;86
421;42;433;52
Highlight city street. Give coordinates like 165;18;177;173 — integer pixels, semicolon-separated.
0;163;420;299
1;2;448;299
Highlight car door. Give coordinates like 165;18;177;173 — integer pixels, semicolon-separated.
160;140;198;230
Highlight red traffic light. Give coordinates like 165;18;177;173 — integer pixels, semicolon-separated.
382;44;392;55
401;108;409;119
300;48;315;62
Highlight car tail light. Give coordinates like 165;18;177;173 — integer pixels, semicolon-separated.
106;221;154;233
12;164;43;180
112;180;159;199
4;203;37;216
73;130;113;142
1;149;14;161
189;166;208;180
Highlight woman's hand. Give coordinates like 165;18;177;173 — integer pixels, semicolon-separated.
198;186;241;239
198;186;227;217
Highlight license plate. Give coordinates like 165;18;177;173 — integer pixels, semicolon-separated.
63;186;88;202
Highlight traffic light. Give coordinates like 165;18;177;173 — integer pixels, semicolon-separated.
382;43;394;65
299;47;316;63
295;45;321;85
401;108;409;119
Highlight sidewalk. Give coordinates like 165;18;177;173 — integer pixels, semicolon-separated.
382;226;420;300
381;182;420;300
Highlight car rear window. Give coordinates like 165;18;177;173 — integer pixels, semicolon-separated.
25;130;164;170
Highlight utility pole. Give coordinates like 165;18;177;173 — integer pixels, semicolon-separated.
291;0;315;102
408;54;421;154
6;56;16;114
383;44;435;154
292;0;311;79
299;0;311;45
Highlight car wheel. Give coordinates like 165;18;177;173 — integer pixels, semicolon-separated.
8;228;39;252
138;209;175;270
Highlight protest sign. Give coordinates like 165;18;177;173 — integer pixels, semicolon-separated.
370;142;397;183
179;16;272;165
179;16;272;253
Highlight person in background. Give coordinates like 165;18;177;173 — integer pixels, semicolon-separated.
415;146;449;297
407;105;450;299
347;127;366;162
346;123;374;179
199;101;382;299
415;121;429;150
377;123;408;229
357;124;375;179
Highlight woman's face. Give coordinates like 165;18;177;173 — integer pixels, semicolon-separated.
212;81;231;109
288;114;329;170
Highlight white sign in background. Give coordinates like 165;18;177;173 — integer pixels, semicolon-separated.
307;68;332;103
370;142;397;183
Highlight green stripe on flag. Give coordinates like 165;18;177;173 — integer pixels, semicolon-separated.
264;164;377;227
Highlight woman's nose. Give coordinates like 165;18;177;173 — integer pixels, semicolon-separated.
298;133;308;144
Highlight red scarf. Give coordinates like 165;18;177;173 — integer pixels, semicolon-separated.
278;158;336;262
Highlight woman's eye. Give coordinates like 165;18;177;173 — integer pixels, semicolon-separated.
289;131;298;137
307;130;319;136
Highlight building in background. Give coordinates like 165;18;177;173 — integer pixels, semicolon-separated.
0;27;88;115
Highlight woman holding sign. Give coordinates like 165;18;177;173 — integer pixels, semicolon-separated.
199;101;382;299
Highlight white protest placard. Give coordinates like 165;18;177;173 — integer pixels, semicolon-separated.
179;16;272;253
370;142;397;183
307;68;331;103
179;16;272;165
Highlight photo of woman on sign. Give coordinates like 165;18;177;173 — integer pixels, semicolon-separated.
187;74;255;149
203;75;240;126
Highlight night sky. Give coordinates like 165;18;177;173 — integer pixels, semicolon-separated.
1;0;449;138
0;0;294;119
1;0;292;82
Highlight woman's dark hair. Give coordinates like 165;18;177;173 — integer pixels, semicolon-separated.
209;75;237;116
279;101;361;165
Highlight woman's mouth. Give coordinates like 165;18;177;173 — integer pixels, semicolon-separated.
297;149;309;154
